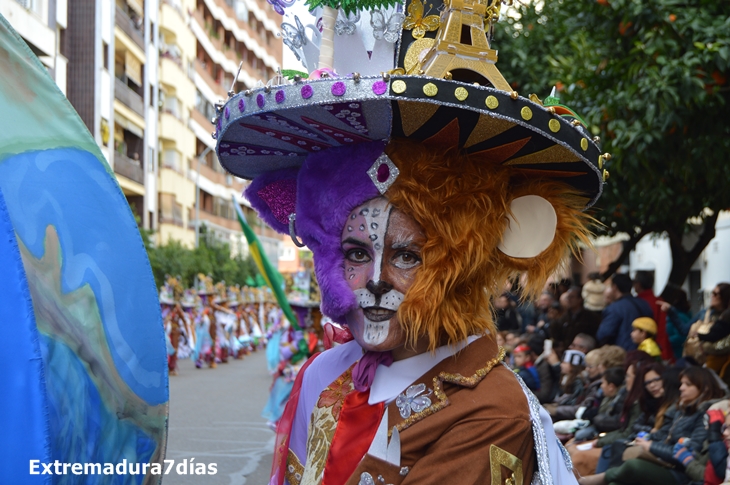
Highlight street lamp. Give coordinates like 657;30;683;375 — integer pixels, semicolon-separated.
195;146;213;248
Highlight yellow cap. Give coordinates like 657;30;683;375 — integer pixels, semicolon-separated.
632;317;657;335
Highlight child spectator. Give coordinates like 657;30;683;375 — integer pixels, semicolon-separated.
552;348;604;421
513;343;541;393
590;367;627;435
557;349;586;406
631;317;662;359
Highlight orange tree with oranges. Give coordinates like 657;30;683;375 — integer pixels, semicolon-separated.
495;0;730;297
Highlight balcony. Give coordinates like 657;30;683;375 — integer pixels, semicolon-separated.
192;59;227;98
115;4;145;49
114;153;145;185
115;76;145;117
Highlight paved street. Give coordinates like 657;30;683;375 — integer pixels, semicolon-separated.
165;350;275;485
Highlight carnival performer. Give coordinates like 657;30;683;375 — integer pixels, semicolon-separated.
212;282;235;364
178;289;198;360
215;0;605;480
160;276;186;375
263;301;319;431
226;285;245;359
193;274;217;369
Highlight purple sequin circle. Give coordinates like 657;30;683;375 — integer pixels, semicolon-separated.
372;81;387;95
217;117;222;131
238;98;245;112
224;106;230;119
301;85;314;99
331;82;346;96
275;90;286;104
257;94;265;108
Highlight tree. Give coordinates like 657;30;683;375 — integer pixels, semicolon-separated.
495;0;730;296
146;229;259;289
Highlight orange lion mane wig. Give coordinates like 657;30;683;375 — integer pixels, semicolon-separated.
384;138;594;351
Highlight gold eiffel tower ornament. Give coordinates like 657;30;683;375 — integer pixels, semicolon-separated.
404;0;512;91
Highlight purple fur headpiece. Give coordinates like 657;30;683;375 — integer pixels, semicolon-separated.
245;141;387;322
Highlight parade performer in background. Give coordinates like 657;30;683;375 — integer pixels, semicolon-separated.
160;276;187;375
215;0;607;480
263;268;321;430
226;285;245;359
213;281;234;363
194;274;218;369
179;289;199;360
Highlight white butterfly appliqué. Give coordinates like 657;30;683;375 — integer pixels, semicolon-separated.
370;9;406;44
335;9;360;36
280;16;307;61
395;383;433;419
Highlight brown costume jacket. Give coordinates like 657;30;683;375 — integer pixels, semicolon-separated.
289;336;536;485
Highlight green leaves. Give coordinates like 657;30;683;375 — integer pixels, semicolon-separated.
146;233;259;290
304;0;401;14
495;0;729;285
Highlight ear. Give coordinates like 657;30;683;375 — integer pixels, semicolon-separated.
496;180;593;300
498;195;557;258
244;167;300;234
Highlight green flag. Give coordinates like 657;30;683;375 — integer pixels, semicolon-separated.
233;196;299;329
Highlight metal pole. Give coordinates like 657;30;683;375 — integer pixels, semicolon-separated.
195;146;213;248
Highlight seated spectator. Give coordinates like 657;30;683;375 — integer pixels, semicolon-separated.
596;345;627;375
529;335;561;404
698;309;730;385
570;333;598;356
566;351;658;476
634;271;673;362
659;289;693;359
684;283;730;365
580;366;726;485
495;292;521;331
513;343;540;393
703;401;730;485
589;367;628;437
556;350;586;407
597;273;654;350
551;348;604;421
530;291;556;334
631;317;662;360
552;286;602;356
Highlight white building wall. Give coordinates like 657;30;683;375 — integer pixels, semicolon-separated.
629;211;730;298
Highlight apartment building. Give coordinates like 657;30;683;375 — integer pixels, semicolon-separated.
157;0;286;265
1;0;68;95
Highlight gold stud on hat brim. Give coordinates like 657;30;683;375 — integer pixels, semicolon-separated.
216;75;604;208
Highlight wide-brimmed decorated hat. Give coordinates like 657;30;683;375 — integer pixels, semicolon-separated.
215;0;606;207
195;273;214;296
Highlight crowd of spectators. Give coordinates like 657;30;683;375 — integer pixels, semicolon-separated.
498;272;730;485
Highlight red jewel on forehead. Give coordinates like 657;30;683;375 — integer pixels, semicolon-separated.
367;153;400;195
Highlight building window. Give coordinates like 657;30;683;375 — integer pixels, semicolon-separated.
102;41;109;69
59;27;69;58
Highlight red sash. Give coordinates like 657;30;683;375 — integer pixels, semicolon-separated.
322;389;384;485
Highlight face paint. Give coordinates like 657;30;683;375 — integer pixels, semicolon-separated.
341;196;425;352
